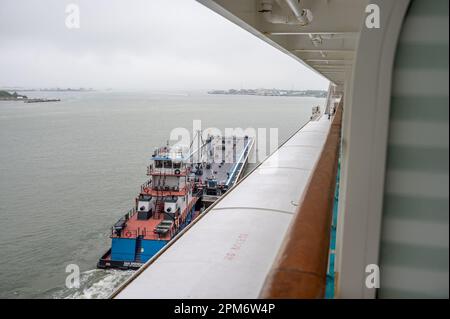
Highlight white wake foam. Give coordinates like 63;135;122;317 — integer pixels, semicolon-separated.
54;269;134;299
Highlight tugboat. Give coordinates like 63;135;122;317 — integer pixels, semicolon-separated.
98;134;254;270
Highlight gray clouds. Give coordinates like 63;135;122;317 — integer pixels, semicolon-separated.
0;0;329;90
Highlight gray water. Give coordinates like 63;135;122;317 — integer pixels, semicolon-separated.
0;91;324;298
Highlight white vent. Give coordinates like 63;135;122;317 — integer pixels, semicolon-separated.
164;202;177;214
137;201;150;212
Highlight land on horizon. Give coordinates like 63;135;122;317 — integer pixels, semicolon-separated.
208;88;327;98
0;87;94;92
0;90;60;103
0;90;27;101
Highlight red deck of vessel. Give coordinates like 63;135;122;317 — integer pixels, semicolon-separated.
115;197;199;240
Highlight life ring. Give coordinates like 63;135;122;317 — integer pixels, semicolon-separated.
124;231;132;238
174;169;181;175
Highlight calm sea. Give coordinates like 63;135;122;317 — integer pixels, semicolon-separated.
0;91;324;298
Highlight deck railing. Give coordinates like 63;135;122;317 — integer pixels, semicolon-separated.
259;100;343;298
140;180;152;193
147;166;189;176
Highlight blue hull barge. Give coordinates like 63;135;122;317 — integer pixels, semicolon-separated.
98;134;254;270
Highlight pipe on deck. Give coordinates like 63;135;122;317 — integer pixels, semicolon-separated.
259;99;343;298
261;0;313;26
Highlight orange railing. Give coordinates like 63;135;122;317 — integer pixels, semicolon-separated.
140;180;152;193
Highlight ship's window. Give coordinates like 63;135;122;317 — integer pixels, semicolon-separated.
163;160;172;168
155;160;163;168
173;162;181;169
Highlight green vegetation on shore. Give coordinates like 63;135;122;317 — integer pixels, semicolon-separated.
0;90;28;100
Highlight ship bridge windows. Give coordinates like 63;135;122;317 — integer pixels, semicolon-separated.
155;160;163;168
163;160;172;168
173;161;181;169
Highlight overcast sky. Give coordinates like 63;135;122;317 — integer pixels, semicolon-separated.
0;0;329;91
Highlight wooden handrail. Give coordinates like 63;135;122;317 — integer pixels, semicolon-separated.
259;100;343;298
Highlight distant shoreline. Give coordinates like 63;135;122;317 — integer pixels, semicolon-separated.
208;88;327;98
0;88;94;92
0;90;28;101
0;90;60;103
